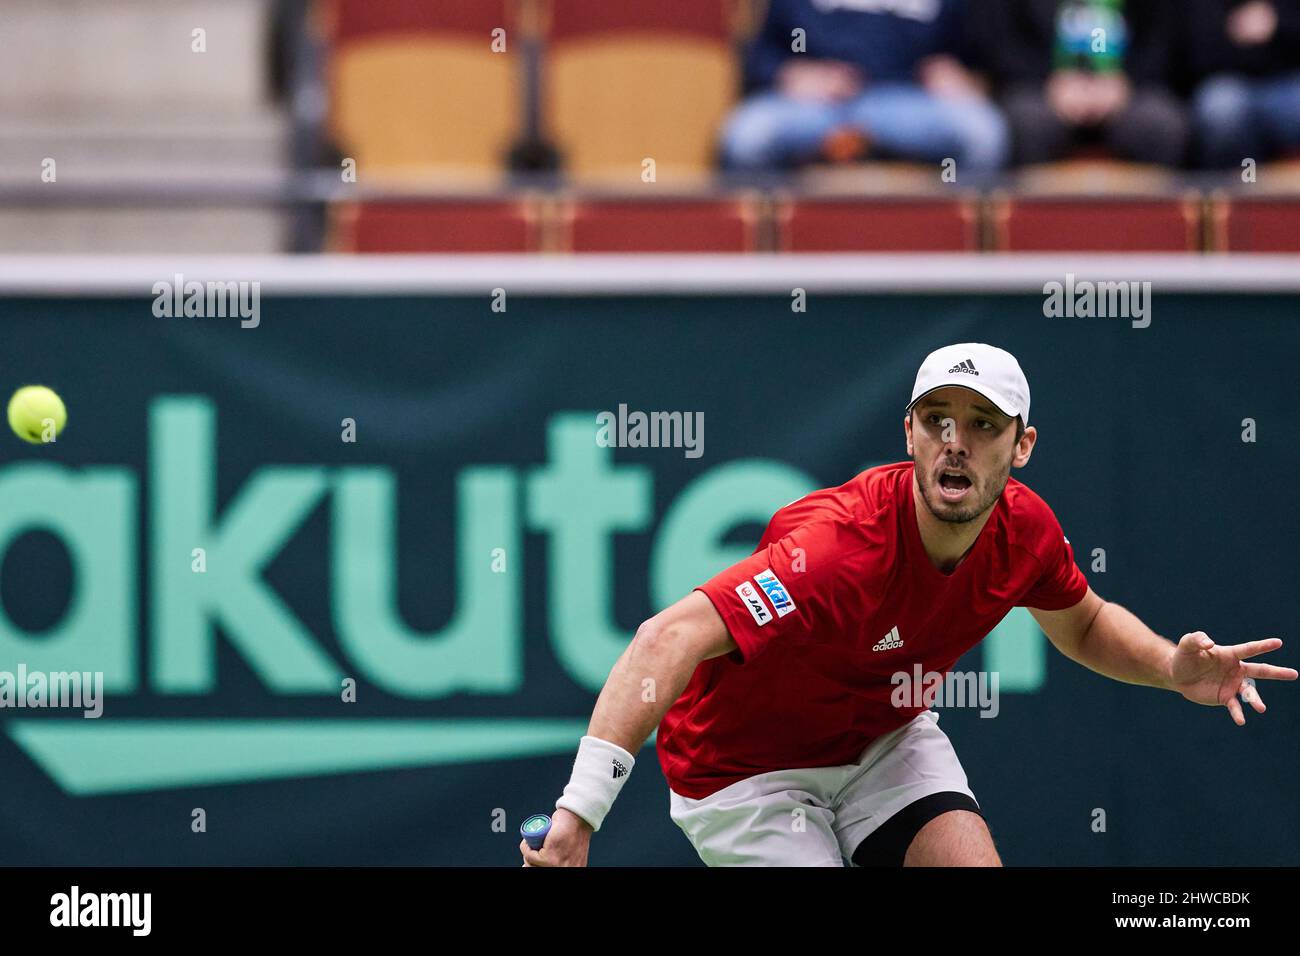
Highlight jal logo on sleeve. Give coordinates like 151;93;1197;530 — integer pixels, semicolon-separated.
735;581;773;626
753;569;796;618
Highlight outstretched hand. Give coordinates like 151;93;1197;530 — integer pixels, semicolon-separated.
1169;632;1297;725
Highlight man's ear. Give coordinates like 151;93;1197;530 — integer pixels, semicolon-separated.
1012;425;1037;469
904;413;914;456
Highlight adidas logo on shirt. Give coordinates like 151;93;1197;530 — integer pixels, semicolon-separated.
947;359;978;375
873;625;904;651
612;759;627;779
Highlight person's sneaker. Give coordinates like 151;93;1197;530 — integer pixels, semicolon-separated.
821;126;872;163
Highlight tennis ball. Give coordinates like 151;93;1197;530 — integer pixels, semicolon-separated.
8;385;67;444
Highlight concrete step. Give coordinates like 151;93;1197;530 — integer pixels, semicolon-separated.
0;0;274;114
0;206;289;253
0;109;291;177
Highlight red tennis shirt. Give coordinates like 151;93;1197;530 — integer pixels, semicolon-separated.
656;461;1089;799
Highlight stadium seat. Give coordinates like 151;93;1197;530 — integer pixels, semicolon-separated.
326;0;522;175
990;196;1202;252
1210;195;1300;252
555;198;758;252
328;199;540;253
541;0;742;179
1014;159;1179;196
778;197;980;252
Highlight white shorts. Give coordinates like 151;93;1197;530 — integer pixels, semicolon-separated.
668;710;979;866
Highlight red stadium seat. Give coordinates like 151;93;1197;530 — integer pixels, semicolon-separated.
541;0;743;179
328;200;540;253
990;196;1203;252
556;198;758;252
545;0;736;40
325;0;522;174
778;198;981;252
328;0;514;40
1210;196;1300;252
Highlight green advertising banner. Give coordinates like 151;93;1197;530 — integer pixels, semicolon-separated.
0;289;1295;865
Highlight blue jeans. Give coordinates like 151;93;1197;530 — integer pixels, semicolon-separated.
1192;71;1300;168
720;84;1010;172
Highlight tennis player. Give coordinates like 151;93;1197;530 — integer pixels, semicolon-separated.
521;342;1295;867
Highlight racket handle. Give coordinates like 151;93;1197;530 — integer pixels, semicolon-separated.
521;813;552;851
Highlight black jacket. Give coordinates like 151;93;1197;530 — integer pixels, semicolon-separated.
973;0;1180;89
1180;0;1300;81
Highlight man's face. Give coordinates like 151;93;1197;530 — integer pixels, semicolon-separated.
905;387;1031;524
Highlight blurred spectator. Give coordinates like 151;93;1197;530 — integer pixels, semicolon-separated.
977;0;1189;166
720;0;1008;172
1184;0;1300;167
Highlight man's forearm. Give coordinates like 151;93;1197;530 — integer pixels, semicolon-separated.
586;627;702;755
1074;601;1177;690
554;593;728;834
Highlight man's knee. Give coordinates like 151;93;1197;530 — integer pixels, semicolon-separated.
1193;74;1252;129
719;107;783;170
1109;89;1191;166
1001;87;1072;164
904;809;1002;867
718;94;834;171
949;101;1010;171
852;790;992;867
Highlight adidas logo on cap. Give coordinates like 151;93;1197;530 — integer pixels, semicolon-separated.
909;344;1030;427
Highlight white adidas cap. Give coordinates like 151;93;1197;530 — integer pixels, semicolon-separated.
905;343;1031;426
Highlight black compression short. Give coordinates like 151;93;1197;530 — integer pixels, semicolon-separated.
851;791;984;867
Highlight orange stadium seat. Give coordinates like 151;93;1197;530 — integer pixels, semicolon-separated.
1209;196;1300;252
778;198;981;252
325;0;522;175
541;0;743;179
328;199;540;253
555;198;758;252
990;196;1202;252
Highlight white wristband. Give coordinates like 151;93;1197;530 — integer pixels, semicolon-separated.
554;735;636;832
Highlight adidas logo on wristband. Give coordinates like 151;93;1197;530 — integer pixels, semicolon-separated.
556;736;636;832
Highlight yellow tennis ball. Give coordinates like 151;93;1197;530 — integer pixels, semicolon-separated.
8;385;67;444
